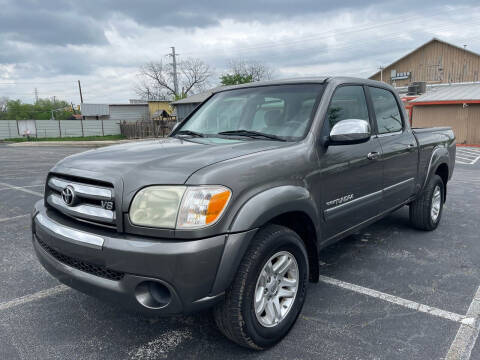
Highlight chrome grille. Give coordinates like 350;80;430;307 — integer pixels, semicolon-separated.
46;175;116;227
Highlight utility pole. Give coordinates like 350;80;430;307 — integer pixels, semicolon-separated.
378;66;385;82
78;80;84;103
169;47;179;97
34;88;38;103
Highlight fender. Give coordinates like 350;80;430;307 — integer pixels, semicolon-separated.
229;185;320;233
210;185;320;295
421;146;450;193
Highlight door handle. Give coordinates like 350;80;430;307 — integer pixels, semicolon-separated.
407;143;416;151
367;152;380;160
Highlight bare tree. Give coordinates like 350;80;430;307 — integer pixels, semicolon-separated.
0;96;8;112
135;58;211;100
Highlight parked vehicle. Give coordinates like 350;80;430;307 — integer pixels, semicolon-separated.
32;77;455;350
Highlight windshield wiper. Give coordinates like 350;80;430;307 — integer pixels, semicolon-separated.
175;130;205;138
218;130;286;142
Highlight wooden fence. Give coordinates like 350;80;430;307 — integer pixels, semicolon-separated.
119;119;177;139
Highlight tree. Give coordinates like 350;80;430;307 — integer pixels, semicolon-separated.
0;96;8;112
220;59;273;85
135;58;211;100
0;98;73;120
220;73;253;86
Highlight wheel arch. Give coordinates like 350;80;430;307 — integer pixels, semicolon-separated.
421;146;450;195
211;186;321;294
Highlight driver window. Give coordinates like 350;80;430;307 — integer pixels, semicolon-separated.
327;86;369;127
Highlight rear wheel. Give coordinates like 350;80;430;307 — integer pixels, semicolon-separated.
409;174;444;231
213;224;308;350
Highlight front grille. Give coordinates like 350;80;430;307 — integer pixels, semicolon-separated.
37;237;125;281
46;174;116;229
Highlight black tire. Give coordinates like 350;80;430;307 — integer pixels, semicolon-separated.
409;174;444;231
213;224;309;350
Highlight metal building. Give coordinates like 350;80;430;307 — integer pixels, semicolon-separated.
171;87;224;121
411;83;480;144
80;103;109;120
370;38;480;87
109;104;149;123
80;103;149;122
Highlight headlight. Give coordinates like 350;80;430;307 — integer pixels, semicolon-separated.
176;186;231;229
129;185;231;229
129;186;186;228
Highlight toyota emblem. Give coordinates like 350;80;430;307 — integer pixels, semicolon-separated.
61;185;76;206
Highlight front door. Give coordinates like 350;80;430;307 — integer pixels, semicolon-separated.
367;86;418;210
318;85;384;240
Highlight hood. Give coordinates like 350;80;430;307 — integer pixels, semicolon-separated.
53;137;287;188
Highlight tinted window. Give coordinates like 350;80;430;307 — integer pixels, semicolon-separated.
369;87;403;134
180;84;323;140
327;86;369;127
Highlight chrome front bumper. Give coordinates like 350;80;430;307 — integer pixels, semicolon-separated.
35;212;104;249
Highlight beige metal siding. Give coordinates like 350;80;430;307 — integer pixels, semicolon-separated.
370;40;480;86
412;104;480;144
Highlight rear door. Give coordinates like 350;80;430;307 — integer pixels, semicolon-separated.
318;85;384;240
367;86;418;210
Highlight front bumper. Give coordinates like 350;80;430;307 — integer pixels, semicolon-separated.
32;201;250;315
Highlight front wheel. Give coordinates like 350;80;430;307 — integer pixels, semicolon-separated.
213;224;309;350
409;174;444;231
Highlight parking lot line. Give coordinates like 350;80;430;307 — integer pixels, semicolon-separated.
457;148;480;154
456;156;476;161
0;214;29;223
0;285;69;312
456;153;478;160
0;182;43;197
445;286;480;360
0;184;44;192
318;275;472;324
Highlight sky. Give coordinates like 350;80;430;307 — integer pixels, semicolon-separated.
1;0;480;104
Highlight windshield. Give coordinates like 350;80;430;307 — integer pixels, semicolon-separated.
175;84;324;141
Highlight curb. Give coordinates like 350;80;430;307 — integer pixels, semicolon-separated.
5;139;154;147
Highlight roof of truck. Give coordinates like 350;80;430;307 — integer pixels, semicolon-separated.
172;77;389;105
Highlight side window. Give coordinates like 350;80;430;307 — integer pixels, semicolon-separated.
327;86;369;127
369;87;403;134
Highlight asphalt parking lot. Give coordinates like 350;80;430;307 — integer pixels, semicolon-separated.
1;143;479;360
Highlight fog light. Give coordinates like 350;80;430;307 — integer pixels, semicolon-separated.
135;281;171;309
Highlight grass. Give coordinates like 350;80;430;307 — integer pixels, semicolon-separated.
5;134;126;142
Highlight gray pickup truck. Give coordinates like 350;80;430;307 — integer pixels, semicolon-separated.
32;77;455;350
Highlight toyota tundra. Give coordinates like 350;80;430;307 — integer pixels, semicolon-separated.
32;77;455;350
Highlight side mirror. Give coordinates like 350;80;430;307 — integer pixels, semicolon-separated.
329;119;371;145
